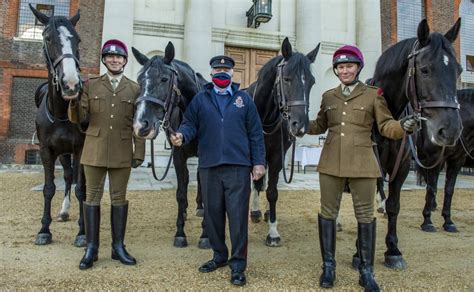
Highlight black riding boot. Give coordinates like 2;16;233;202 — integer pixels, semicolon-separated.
358;218;380;292
79;203;100;270
318;214;336;288
111;202;136;265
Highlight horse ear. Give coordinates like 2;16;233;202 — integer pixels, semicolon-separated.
417;19;430;46
29;4;49;25
445;17;461;43
306;42;320;63
132;47;149;66
281;37;292;60
69;10;80;27
163;42;175;64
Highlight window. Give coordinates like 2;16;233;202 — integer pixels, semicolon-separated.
460;0;474;83
397;0;425;41
466;55;474;72
17;0;71;40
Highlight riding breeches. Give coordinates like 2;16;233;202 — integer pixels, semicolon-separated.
319;173;376;223
83;165;131;206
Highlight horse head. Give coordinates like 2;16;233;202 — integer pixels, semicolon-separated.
132;42;182;139
255;37;320;138
30;4;81;100
410;18;463;146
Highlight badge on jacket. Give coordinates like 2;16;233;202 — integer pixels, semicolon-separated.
234;96;245;108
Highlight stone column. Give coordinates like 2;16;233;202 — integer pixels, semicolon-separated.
101;0;135;77
183;0;213;76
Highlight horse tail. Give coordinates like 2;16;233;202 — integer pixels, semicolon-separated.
34;82;48;108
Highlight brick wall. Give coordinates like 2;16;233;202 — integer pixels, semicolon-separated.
0;0;104;164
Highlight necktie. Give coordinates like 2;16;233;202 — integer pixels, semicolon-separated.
111;78;118;90
342;86;351;97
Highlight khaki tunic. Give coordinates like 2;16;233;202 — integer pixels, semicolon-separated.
308;82;404;178
68;74;145;168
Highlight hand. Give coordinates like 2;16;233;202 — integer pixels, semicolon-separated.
400;115;417;133
170;132;183;147
251;165;265;181
132;159;143;168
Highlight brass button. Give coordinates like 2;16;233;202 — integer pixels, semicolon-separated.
361;106;364;110
109;126;113;130
94;96;98;99
341;122;345;126
341;133;345;136
128;100;131;103
110;115;114;118
111;104;115;107
113;94;116;97
344;102;348;105
342;112;346;115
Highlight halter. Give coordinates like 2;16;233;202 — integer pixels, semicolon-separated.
405;40;460;117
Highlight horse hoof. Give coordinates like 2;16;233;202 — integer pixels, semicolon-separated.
384;255;407;270
265;235;281;247
57;213;70;222
250;211;262;223
35;233;52;245
421;223;437;232
195;208;204;217
336;223;343;232
263;210;270;223
173;236;188;248
74;235;87;247
443;223;459;233
377;207;385;214
198;238;211;249
352;255;360;269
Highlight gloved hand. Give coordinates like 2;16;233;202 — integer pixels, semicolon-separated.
132;159;144;168
400;115;417;133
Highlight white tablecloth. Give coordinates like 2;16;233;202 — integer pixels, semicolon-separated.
294;146;322;168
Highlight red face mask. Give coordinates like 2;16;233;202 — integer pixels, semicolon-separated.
212;72;232;88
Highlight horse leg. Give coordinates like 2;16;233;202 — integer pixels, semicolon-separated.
442;159;463;233
35;149;56;245
57;154;72;222
384;161;410;270
196;169;210;249
265;160;281;247
420;166;441;232
74;156;87;247
250;173;266;223
173;153;189;248
195;170;204;217
376;177;387;215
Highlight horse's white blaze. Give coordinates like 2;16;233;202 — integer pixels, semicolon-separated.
59;192;70;215
251;189;260;212
444;54;449;66
268;220;280;238
58;26;79;91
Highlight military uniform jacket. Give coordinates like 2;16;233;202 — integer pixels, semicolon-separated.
68;74;145;168
308;82;405;178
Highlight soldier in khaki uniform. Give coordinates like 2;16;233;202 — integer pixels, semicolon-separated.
68;39;145;270
308;45;416;291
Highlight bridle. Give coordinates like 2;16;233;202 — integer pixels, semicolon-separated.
405;40;460;117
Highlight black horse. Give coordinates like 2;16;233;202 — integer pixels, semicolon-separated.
132;42;209;248
414;89;474;233
245;37;320;246
30;5;86;247
369;18;462;269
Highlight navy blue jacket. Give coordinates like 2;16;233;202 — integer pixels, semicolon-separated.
178;82;265;169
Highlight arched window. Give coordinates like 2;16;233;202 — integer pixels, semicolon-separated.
17;0;71;40
397;0;424;41
459;0;474;84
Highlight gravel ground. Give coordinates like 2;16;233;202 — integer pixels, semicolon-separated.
1;172;473;290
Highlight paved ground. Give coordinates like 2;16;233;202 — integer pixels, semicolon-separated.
2;161;474;192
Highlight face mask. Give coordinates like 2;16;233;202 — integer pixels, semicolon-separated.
212;72;232;89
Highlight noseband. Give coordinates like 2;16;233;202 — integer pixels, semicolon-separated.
134;64;181;134
405;40;460;116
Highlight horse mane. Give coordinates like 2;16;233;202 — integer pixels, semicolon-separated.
257;52;312;81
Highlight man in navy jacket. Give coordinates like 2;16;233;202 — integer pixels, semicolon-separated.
170;55;265;286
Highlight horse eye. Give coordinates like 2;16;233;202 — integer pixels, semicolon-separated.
161;77;168;82
283;77;291;82
420;67;429;75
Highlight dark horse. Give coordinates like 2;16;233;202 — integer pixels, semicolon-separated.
414;89;474;233
368;18;462;269
30;5;86;247
245;38;320;246
132;42;209;248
